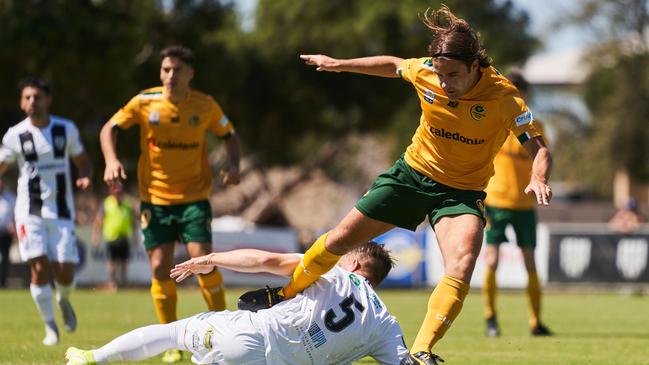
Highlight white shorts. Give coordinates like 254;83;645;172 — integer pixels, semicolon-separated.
16;215;78;263
181;310;266;365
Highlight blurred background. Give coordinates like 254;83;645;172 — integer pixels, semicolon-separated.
1;0;648;290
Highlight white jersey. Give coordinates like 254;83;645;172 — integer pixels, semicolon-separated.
0;116;84;220
253;264;408;365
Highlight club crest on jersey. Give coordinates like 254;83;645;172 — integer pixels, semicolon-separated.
148;111;160;125
54;135;66;151
515;111;533;126
470;104;486;121
190;114;201;126
423;89;435;104
23;140;35;154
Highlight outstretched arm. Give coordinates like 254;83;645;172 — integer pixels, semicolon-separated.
523;136;553;206
170;249;302;282
300;54;403;78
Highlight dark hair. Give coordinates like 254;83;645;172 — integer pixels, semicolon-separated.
506;70;529;94
348;241;395;286
160;45;194;67
422;5;491;68
18;78;51;95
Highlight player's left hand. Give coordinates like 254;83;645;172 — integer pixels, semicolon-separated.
220;166;240;186
76;177;91;190
525;179;552;206
170;255;215;282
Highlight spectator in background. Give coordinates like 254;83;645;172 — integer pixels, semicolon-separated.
0;78;92;346
99;45;241;363
92;181;136;291
609;198;646;234
481;71;552;337
0;178;17;287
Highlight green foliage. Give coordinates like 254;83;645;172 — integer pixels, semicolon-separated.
239;0;537;163
0;0;537;172
560;0;649;190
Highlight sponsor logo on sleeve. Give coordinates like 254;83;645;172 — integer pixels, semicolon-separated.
423;89;435;104
515;111;533;126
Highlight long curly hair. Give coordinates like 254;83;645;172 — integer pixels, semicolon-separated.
422;5;492;68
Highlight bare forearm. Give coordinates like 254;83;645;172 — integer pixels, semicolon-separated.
207;250;300;276
531;146;552;183
335;56;403;77
302;54;404;78
99;122;119;163
0;161;9;177
73;154;93;179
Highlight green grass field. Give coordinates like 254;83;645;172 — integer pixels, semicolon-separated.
1;288;648;365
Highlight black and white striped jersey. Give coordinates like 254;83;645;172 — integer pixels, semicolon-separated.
0;116;85;220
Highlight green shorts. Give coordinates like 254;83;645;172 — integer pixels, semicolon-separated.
485;205;536;248
355;157;486;231
140;200;212;250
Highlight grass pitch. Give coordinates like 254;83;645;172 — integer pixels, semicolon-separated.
0;288;648;365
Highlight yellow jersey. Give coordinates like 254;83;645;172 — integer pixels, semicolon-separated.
485;122;547;210
398;58;542;191
109;87;235;205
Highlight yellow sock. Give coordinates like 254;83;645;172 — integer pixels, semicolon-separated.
150;278;177;323
198;269;226;311
283;232;341;298
483;268;497;319
411;275;470;353
527;271;541;328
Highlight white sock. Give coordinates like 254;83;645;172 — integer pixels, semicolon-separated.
54;281;74;302
93;319;188;363
30;283;55;323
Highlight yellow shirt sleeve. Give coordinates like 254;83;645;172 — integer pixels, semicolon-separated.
206;97;234;138
501;94;542;144
398;58;422;84
108;95;142;130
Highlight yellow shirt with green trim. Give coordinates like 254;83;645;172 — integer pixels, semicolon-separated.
398;57;542;191
485;122;547;210
108;86;235;205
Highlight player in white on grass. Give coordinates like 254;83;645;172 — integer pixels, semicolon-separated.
65;242;410;365
0;78;92;346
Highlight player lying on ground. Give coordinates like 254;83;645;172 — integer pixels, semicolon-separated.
65;242;412;365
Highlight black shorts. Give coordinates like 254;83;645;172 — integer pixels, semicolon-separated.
106;237;130;261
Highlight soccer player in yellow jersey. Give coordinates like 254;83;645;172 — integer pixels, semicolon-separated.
239;6;552;365
482;71;553;338
99;45;241;363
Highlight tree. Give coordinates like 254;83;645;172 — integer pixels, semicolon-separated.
552;0;649;195
230;0;538;164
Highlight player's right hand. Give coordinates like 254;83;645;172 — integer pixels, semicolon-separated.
104;159;127;186
171;255;216;282
300;54;341;72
